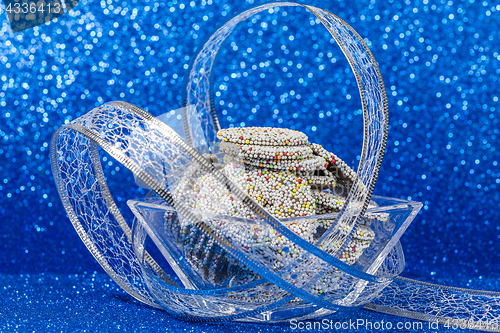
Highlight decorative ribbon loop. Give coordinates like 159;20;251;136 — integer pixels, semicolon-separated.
50;1;500;328
181;1;389;270
52;101;401;320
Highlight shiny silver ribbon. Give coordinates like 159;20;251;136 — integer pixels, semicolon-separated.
51;1;500;328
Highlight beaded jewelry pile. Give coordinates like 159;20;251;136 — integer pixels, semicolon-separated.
172;127;378;288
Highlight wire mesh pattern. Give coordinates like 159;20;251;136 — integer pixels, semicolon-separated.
367;277;500;331
49;1;500;328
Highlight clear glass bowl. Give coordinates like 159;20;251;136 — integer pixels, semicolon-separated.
129;195;422;322
50;0;418;322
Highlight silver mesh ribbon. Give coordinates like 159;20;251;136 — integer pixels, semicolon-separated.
50;1;500;328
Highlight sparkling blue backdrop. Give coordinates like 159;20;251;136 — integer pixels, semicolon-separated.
0;0;499;331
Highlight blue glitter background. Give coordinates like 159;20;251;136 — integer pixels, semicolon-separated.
0;0;499;331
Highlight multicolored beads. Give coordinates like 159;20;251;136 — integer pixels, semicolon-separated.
309;143;358;187
217;127;308;146
224;156;316;219
170;127;377;292
219;142;314;160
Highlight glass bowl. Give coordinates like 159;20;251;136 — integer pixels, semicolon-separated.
129;194;421;322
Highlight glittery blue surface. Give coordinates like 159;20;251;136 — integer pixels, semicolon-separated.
0;0;499;331
1;273;472;333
